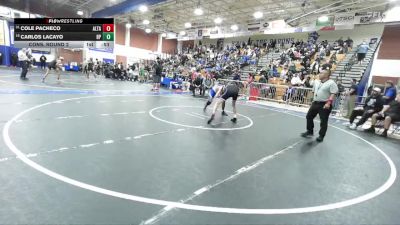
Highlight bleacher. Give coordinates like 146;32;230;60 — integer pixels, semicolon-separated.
240;50;282;78
331;44;378;88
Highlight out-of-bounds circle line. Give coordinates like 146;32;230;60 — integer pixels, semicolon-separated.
149;105;253;131
2;95;397;214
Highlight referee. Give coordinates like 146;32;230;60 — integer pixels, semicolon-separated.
301;68;338;142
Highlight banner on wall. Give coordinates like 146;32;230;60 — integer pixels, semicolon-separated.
202;28;210;36
209;26;223;38
247;22;261;31
334;13;355;26
184;30;197;40
166;33;177;39
270;20;286;29
354;12;385;24
263;20;290;34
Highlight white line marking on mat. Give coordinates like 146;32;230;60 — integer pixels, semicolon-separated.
131;111;146;114
150;106;254;131
140;141;303;225
114;112;129;115
56;115;85;119
191;112;209;118
80;143;100;148
184;113;204;120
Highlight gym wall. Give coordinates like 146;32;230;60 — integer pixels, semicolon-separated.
130;28;158;52
116;55;127;66
59;48;83;64
115;24;126;46
162;38;178;54
113;23;178;61
370;24;400;85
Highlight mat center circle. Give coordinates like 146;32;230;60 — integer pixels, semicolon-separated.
149;105;254;131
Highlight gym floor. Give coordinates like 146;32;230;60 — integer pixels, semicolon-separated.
0;68;399;225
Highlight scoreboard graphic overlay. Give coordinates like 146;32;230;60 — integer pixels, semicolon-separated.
14;18;114;49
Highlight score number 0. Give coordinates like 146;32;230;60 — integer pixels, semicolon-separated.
102;24;114;32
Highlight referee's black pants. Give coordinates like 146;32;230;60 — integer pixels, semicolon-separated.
306;101;332;137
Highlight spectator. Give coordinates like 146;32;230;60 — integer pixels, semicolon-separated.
365;93;400;137
338;37;344;47
247;73;255;85
383;81;397;104
329;51;337;64
334;80;345;110
343;43;349;54
367;85;373;96
291;73;302;86
348;87;384;130
258;74;267;83
345;37;353;48
337;80;345;93
192;75;204;96
283;83;295;101
346;79;358;118
280;66;289;80
139;65;146;83
203;75;213;92
152;58;163;92
233;71;241;81
321;59;332;71
310;58;321;75
11;52;18;67
357;41;372;65
304;76;312;88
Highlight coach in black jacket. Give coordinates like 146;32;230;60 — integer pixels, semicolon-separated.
348;87;384;130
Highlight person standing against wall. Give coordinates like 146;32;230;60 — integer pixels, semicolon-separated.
152;58;163;92
345;79;358;119
11;52;18;67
